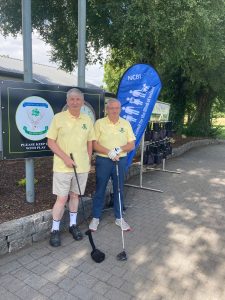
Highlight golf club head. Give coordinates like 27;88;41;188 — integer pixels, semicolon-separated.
91;249;105;263
117;250;127;261
85;230;105;263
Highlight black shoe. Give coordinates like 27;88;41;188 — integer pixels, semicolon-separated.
69;225;83;241
49;230;61;247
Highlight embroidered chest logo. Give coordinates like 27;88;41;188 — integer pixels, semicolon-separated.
82;124;87;130
119;127;125;133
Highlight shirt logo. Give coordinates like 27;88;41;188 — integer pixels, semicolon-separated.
119;127;125;133
82;124;87;130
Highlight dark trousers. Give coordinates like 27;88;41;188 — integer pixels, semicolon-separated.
92;156;127;219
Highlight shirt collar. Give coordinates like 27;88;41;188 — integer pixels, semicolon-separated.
106;116;121;125
66;110;83;119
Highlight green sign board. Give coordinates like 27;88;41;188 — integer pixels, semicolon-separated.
0;81;104;159
151;101;171;122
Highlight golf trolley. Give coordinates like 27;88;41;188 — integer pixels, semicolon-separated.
144;121;181;174
125;121;181;193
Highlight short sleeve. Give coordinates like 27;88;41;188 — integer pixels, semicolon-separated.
88;120;96;141
94;119;101;141
46;115;58;140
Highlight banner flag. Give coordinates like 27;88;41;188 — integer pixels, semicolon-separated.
116;63;162;170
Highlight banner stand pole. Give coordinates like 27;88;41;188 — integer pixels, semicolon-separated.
125;134;163;193
146;158;181;174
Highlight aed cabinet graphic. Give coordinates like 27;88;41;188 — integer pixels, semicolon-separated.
0;81;104;159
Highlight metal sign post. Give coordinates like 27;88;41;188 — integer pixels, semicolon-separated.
125;134;163;193
147;158;181;174
22;0;34;203
78;0;86;88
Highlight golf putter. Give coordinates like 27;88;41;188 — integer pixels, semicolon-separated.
115;161;127;261
70;154;105;263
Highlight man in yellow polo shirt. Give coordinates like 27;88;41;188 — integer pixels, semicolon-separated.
89;98;136;232
46;88;95;247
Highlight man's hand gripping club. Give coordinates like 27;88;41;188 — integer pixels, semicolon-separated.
108;147;122;161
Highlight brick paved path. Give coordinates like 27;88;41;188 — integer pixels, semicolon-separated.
1;143;225;300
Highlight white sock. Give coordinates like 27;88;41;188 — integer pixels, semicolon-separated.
51;219;60;231
69;211;77;227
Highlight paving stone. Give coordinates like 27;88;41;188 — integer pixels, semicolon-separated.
120;280;145;297
92;281;110;295
0;286;20;300
89;267;112;282
104;286;131;300
110;265;127;277
42;269;64;284
1;144;225;300
48;260;70;273
77;261;96;273
75;271;97;288
58;277;76;292
106;274;124;288
50;289;78;300
0;260;21;275
40;282;60;297
30;247;52;259
31;263;49;275
15;285;47;299
25;259;42;270
16;254;35;265
63;266;81;279
91;294;109;300
37;255;54;265
24;273;48;290
0;253;16;266
0;273;15;286
3;276;26;293
13;267;33;281
69;284;98;300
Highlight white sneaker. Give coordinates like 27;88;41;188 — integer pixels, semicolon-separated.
115;218;131;231
89;218;99;231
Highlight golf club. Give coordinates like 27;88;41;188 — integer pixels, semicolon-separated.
115;161;127;261
70;154;105;263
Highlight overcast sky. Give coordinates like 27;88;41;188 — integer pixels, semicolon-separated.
0;32;104;87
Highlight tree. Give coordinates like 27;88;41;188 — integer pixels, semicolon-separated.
102;0;225;135
1;0;225;135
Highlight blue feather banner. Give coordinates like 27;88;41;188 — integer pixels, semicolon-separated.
116;63;162;170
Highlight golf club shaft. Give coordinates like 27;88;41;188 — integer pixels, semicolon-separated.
70;154;105;263
70;153;82;196
115;161;125;250
70;153;88;225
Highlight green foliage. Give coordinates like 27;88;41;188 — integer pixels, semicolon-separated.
103;48;137;93
215;126;225;139
102;0;225;136
211;98;225;118
1;0;225;136
17;178;38;187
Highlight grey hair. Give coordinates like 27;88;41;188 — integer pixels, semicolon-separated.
66;88;84;100
106;98;121;108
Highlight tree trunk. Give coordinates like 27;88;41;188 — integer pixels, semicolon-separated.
188;88;214;136
169;97;186;132
167;68;188;133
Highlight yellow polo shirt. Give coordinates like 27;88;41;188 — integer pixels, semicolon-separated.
94;116;136;157
46;110;95;173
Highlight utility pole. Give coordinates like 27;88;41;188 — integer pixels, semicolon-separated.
22;0;35;203
78;0;86;88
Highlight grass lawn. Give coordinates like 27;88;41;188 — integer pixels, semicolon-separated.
212;118;225;139
215;126;225;139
